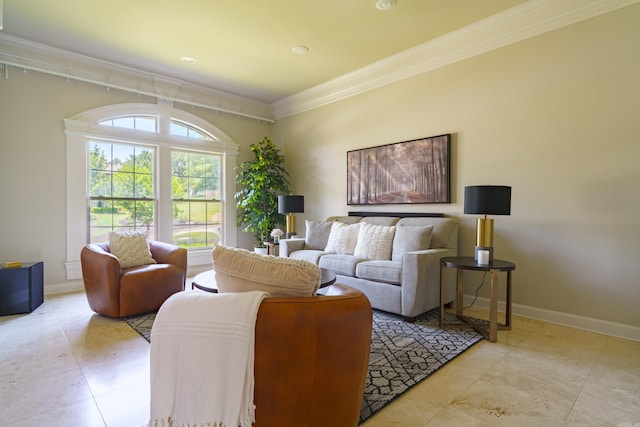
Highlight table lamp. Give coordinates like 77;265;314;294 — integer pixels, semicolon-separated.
278;195;304;238
464;185;511;262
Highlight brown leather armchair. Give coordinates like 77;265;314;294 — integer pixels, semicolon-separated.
80;240;187;317
253;283;372;427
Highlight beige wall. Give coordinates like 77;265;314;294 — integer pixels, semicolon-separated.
1;4;638;331
0;69;270;285
274;5;640;327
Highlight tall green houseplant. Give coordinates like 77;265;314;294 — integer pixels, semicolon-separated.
235;137;291;246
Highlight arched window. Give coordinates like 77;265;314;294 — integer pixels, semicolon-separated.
64;102;239;280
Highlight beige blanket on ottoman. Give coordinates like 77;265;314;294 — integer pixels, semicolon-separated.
147;290;268;427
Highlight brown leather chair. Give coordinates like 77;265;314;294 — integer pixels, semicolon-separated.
253;283;372;427
80;241;187;317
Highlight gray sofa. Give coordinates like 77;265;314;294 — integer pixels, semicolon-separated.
279;214;458;321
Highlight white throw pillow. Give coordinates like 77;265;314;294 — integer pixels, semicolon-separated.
324;222;361;255
212;245;320;297
108;231;157;269
353;223;396;260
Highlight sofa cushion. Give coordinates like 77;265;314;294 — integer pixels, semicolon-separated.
289;249;329;265
212;245;320;297
304;220;334;250
355;260;402;285
353;223;396;260
396;217;457;249
108;231;157;269
318;254;365;277
324;222;361;255
391;225;433;261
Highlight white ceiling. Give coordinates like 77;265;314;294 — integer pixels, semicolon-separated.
3;0;530;103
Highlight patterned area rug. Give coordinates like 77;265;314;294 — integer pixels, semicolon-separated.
125;308;482;424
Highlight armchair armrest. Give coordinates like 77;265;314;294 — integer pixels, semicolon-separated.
80;244;123;317
149;240;187;272
279;238;305;257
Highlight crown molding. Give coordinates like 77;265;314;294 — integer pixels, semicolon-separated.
0;33;275;123
272;0;639;119
1;0;637;122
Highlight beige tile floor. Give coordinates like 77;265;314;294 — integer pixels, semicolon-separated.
1;289;639;427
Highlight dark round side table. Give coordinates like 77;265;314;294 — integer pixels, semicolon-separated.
439;256;515;342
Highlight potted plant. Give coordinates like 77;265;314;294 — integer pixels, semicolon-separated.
235;137;291;250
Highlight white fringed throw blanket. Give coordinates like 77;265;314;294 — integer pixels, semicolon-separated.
147;290;268;427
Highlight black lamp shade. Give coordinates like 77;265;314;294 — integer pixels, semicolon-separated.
278;195;304;214
464;186;511;215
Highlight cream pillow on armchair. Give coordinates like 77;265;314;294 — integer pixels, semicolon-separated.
212;245;320;297
108;231;157;268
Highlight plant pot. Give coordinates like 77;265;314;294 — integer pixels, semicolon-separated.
254;247;268;255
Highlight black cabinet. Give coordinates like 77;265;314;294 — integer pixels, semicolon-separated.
0;262;44;315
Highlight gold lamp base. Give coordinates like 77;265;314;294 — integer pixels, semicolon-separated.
285;213;297;239
475;215;494;262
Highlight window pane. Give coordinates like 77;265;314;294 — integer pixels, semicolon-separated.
205;177;219;199
188;177;205;199
135;117;156;132
132;200;155;229
134;147;154;171
170;120;210;140
172;176;188;199
170;122;189;137
188;128;205;139
90;171;111;197
172;152;188;175
112;143;134;167
172;200;221;248
134;172;153;198
206;200;221;225
89;199;117;242
89;142;111;171
112;117;134;129
98;116;157;132
88;140;156;243
112;171;134;198
171;150;222;249
173;200;189;225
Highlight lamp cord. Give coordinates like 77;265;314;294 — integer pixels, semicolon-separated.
464;271;487;309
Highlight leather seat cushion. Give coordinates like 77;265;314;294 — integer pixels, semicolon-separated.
119;263;185;316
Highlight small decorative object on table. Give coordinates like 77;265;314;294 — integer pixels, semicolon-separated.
1;261;22;268
270;228;283;243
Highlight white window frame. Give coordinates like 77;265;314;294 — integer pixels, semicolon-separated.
64;101;239;280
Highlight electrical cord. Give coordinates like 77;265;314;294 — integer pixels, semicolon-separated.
464;271;487;309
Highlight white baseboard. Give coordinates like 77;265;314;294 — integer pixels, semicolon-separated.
463;295;640;343
45;280;85;295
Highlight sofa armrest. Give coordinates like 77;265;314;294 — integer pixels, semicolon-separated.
279;238;305;257
400;248;458;318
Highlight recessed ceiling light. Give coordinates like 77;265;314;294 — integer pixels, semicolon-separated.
291;46;309;55
181;57;196;64
375;0;397;11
